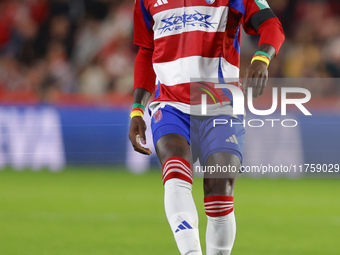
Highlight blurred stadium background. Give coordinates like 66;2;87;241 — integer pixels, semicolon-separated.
0;0;339;254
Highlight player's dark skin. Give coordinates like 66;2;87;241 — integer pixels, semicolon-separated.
129;44;276;197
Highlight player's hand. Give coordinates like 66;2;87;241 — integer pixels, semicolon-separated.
129;116;152;155
244;60;268;99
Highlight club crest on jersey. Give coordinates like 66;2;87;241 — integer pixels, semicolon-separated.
154;109;163;123
205;0;215;4
255;0;270;9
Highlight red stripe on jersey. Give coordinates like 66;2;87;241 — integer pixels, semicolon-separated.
154;83;191;104
153;81;242;105
223;44;240;67
153;31;224;63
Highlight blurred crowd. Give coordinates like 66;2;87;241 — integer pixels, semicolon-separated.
0;0;339;105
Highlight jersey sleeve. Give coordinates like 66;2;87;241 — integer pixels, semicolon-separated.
242;0;285;54
134;47;156;93
134;0;154;50
242;0;277;35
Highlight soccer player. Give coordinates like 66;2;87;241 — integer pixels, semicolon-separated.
129;0;284;254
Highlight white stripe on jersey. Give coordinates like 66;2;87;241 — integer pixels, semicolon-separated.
153;56;240;86
153;6;229;40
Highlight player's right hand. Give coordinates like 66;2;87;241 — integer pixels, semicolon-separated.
129;116;152;155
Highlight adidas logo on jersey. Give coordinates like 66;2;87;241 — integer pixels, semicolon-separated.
226;135;239;145
154;0;168;7
175;220;193;233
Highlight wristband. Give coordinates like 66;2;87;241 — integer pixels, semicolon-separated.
130;110;144;119
251;55;270;68
132;103;145;112
254;51;272;61
130;103;145;119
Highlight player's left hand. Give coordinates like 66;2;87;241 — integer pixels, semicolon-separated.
244;60;268;99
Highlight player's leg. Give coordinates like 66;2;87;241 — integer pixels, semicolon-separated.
152;107;202;255
197;115;245;255
204;152;240;255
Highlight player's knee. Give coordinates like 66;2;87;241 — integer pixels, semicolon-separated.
156;134;191;165
204;178;235;197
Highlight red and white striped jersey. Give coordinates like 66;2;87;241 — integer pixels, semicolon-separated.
134;0;281;115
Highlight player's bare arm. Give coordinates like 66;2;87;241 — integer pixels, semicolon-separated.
129;46;155;155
